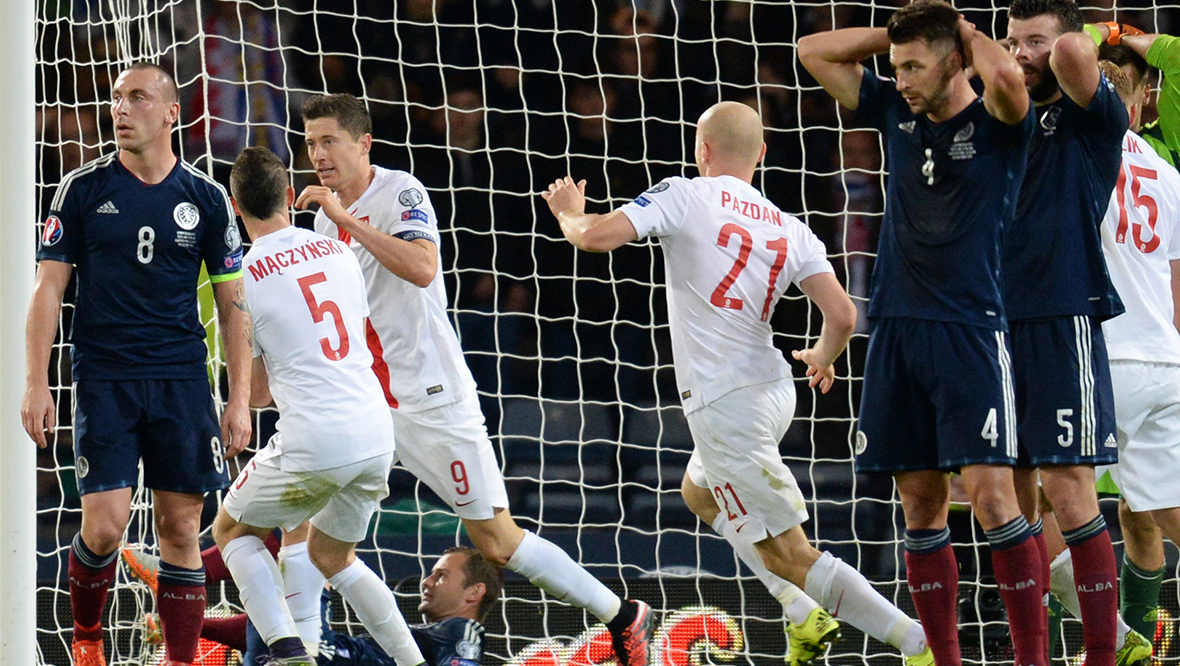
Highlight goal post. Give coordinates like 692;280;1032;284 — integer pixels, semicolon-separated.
2;0;37;662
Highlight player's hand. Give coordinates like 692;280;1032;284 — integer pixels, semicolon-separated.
791;348;837;394
295;185;349;225
957;17;977;70
541;177;588;218
21;383;56;448
220;399;252;459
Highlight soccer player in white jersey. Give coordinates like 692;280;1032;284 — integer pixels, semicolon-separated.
292;93;654;666
211;147;424;666
1043;56;1180;663
542;101;932;666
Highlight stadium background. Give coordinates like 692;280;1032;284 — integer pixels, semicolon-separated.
30;1;1180;664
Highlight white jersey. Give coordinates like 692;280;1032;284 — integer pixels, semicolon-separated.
243;225;394;472
315;166;477;413
1100;130;1180;365
620;175;836;413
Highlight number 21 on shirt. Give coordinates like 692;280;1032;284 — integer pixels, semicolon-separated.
710;223;789;322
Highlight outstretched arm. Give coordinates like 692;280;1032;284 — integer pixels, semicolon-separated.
542;177;638;252
1049;30;1102;108
791;272;857;394
798;27;890;110
962;19;1029;125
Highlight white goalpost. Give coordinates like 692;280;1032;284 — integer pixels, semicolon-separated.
24;1;1180;665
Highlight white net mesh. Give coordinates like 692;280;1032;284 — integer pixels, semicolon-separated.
31;1;1180;665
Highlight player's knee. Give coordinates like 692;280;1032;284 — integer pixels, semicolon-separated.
307;542;352;578
1147;507;1180;541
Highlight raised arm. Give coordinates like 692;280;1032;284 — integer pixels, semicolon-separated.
1049;30;1102;108
791;272;857;394
21;260;73;448
962;19;1029;125
542;177;638;253
296;186;438;287
213;278;254;459
798;28;890;110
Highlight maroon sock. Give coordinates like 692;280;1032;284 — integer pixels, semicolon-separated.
69;535;118;642
201;614;249;652
203;531;280;583
992;535;1047;666
1031;523;1050;661
1066;520;1118;666
158;562;208;663
905;530;961;666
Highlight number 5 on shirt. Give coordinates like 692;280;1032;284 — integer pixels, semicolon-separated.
297;272;351;361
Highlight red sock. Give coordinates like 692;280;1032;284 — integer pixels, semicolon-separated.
158;562;207;664
68;539;118;642
1068;525;1118;666
201;614;249;652
992;536;1047;666
1031;525;1050;661
905;539;961;666
203;531;280;583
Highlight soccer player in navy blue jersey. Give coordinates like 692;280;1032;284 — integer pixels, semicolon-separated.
21;62;252;666
1003;3;1128;666
799;2;1044;665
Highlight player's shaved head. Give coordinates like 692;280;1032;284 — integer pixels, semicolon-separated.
231;146;289;221
696;101;764;167
124;62;179;103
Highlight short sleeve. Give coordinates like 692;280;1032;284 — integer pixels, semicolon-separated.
201;182;244;283
1081;73;1131;143
619;177;690;239
855;67;896;133
789;222;836;287
1166;173;1180;261
388;177;440;245
37;175;86;264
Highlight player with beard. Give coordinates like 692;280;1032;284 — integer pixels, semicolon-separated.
1004;3;1128;666
800;2;1040;665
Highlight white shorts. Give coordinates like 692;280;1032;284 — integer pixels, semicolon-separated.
1109;360;1180;512
223;442;393;543
685;377;809;545
391;395;509;520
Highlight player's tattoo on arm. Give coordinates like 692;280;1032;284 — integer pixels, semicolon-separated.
231;281;250;314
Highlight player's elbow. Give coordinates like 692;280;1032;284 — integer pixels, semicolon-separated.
797;34;825;73
578;226;624;253
1050;33;1096;74
830;297;858;339
410;269;436;288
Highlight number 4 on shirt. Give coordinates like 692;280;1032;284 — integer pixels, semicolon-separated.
710;223;789;322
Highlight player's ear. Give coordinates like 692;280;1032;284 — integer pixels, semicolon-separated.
286;187;296;207
466;581;486;604
230;197;242;217
757;142;767;165
359;133;372;156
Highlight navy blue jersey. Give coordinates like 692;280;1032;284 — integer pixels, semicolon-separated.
857;68;1034;329
318;618;484;666
37;153;243;380
1003;76;1128;321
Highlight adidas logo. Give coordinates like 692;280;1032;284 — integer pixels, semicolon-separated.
1104;433;1117;448
97;201;119;214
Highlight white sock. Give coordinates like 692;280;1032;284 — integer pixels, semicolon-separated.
329;559;424;666
1049;550;1131;649
221;536;299;646
279;542;326;657
709;514;817;624
804;552;926;656
506;530;621;622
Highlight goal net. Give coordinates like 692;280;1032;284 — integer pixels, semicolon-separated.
31;1;1180;665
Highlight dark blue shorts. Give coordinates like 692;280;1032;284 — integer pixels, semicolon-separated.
72;378;229;495
856;318;1018;473
1010;316;1118;466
